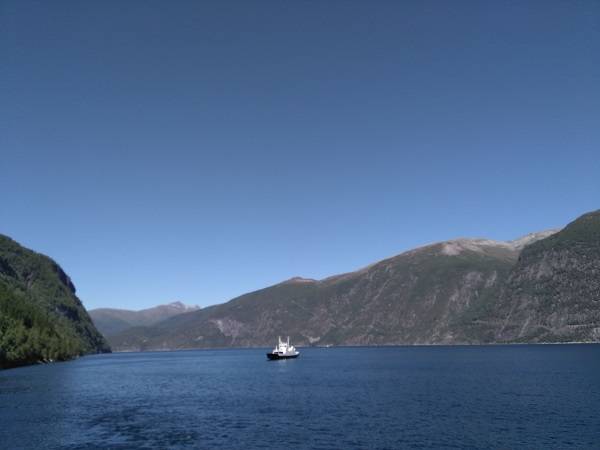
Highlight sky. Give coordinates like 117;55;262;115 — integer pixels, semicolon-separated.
1;1;599;310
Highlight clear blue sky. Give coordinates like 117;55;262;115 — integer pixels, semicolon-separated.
1;1;599;310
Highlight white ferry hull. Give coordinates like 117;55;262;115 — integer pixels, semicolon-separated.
266;352;299;360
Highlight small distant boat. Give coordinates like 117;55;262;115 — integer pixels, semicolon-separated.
266;336;299;360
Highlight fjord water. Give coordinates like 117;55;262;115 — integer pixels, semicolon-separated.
1;346;599;449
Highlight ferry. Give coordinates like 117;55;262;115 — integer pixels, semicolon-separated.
266;336;299;360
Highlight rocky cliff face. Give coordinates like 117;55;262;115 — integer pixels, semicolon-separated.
109;232;559;351
489;211;600;342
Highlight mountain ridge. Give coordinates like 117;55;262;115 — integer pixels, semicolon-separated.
307;230;560;285
90;301;200;337
107;227;572;351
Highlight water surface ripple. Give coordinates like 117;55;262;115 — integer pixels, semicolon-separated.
1;345;599;449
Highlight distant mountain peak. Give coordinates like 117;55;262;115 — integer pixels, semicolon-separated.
508;229;561;250
167;301;200;311
439;238;510;256
90;301;201;337
284;277;317;284
435;230;561;256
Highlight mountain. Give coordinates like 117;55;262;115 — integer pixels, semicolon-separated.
0;235;110;369
107;230;560;351
477;210;600;343
89;302;200;337
6;212;597;364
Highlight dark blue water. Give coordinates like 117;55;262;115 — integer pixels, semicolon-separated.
1;345;600;449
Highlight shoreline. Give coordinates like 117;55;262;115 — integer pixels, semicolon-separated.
4;341;599;370
107;340;600;354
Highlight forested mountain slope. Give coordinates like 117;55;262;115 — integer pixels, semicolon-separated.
0;235;110;369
